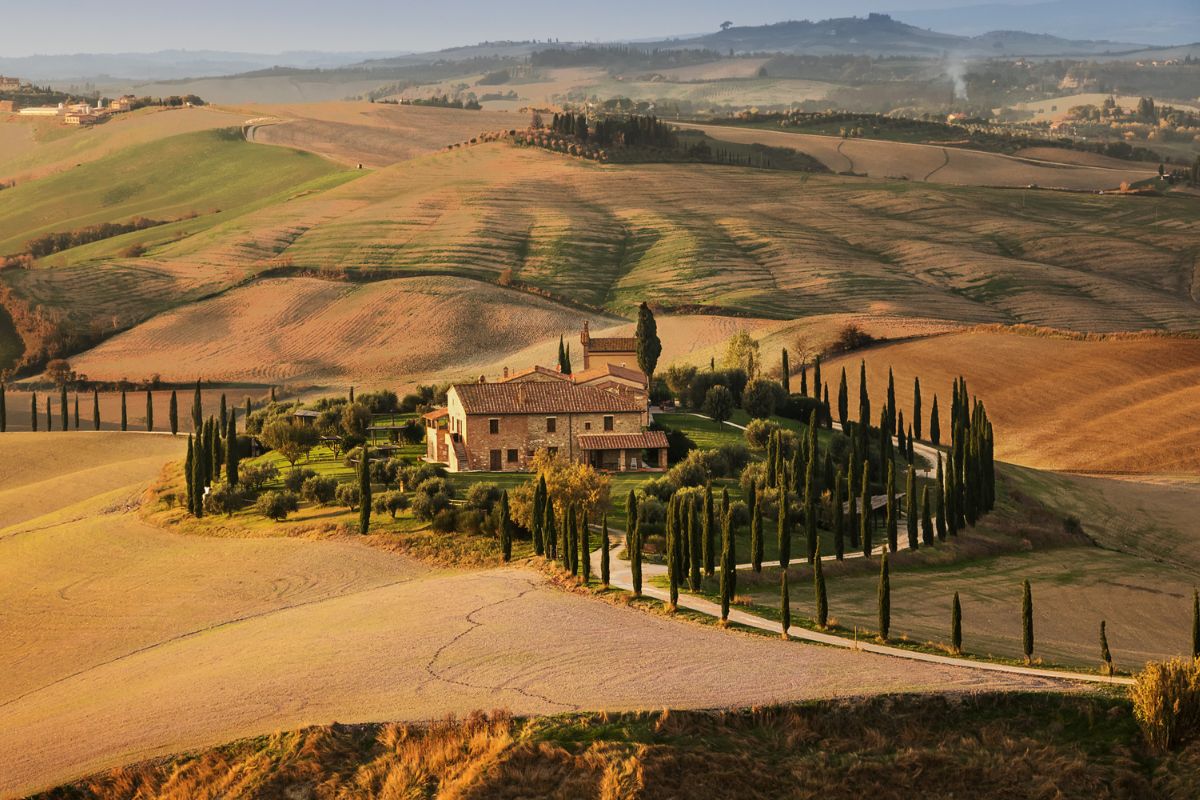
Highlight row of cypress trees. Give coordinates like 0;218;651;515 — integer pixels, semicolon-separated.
529;476;611;587
0;382;186;434
183;404;241;516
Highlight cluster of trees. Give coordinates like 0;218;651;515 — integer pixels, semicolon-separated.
530;46;722;71
0;380;188;435
18;216;167;260
399;94;482;110
545;112;677;149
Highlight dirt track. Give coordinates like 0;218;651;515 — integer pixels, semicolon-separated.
0;434;1070;797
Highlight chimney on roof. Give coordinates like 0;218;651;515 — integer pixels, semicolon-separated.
581;320;590;346
503;366;509;379
478;375;486;384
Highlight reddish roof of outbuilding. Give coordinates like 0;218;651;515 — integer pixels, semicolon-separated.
452;381;645;415
573;363;647;387
497;365;570;383
586;337;638;353
577;431;669;451
422;408;449;421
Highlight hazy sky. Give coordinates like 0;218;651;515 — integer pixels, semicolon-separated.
3;0;1021;56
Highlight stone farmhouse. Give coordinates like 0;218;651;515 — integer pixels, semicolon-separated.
424;323;666;473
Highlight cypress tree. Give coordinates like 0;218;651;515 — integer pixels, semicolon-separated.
1100;620;1114;676
1192;589;1199;659
846;462;859;549
120;390;127;431
800;362;808;396
60;386;68;431
1022;579;1034;664
546;497;558;561
184;434;194;514
226;411;239;486
913;377;922;441
270;386;276;402
781;348;790;394
812;354;822;400
703;483;715;575
687;496;701;590
814;542;828;628
907;424;914;463
666;498;678;609
244;396;251;426
564;505;574;572
837;367;848;423
951;592;962;654
169;391;179;435
191;435;205;518
858;360;870;435
631;514;643;598
833;472;845;560
600;513;611;588
358;444;371;535
623;490;635;561
219;393;227;432
823;385;832;429
804;451;816;564
73;394;79;429
777;481;790;570
921;485;934;546
635;302;662;380
192;380;202;432
860;461;872;557
906;464;918;550
46;396;52;431
886;368;896;434
92;389;100;430
145;390;153;432
349;386;354;403
750;487;763;572
31;391;37;432
720;510;733;623
780;568;790;639
532;476;546;556
897;410;906;456
0;381;5;432
886;461;898;552
930;394;940;446
878;551;890;641
579;505;589;581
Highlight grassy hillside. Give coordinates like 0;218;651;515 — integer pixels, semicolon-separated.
0;127;349;257
36;694;1200;799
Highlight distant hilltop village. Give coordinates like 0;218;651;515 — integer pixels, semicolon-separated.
0;77;204;122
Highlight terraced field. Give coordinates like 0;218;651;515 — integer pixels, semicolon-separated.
823;329;1200;474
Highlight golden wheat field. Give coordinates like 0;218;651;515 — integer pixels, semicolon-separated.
0;433;1064;796
823;329;1200;474
676;121;1161;189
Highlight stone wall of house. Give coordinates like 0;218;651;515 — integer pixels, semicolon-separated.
456;410;644;472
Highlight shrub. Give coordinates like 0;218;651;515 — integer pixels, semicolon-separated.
455;509;485;534
744;418;782;450
239;462;279;491
372;490;410;518
717;442;751;475
412;477;455;521
256;490;299;521
357;389;399;414
1132;658;1200;752
702;385;735;423
636;495;667;528
284;468;318;493
831;323;876;353
431;508;458;532
686;368;748;408
204;481;248;516
400;420;424;444
778;394;829;426
742;378;786;419
401;463;448;491
370;457;403;488
727;500;750;528
650;421;695;463
464;481;502;513
641;476;676;502
301;475;338;505
335;482;362;509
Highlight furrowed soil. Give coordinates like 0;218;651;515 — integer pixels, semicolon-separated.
0;433;1071;797
823;328;1200;474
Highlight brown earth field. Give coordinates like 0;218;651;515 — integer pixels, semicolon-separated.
0;106;244;184
823;328;1200;474
676;121;1161;190
237;101;520;167
0;433;1074;797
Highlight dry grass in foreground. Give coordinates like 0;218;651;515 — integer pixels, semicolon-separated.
36;693;1200;799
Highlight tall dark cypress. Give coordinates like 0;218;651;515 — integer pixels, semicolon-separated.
244;396;252;427
703;483;715;576
1100;620;1114;676
860;461;872;558
913;377;922;441
631;514;643;598
191;434;205;518
192;380;203;432
0;381;5;432
777;479;790;571
930;394;940;446
886;368;896;434
1022;579;1034;664
906;465;918;550
921;485;934;546
92;389;100;430
837;367;848;424
878;551;890;640
688;497;701;590
145;390;153;432
666;498;678;610
812;354;822;400
780;568;790;639
533;476;546;556
635;302;662;380
951;591;962;654
169;390;178;435
600;513;611;587
1192;589;1199;659
814;543;828;628
750;487;763;573
833;473;845;560
804;450;817;564
720;510;733;623
46;396;52;431
73;394;79;429
120;390;127;431
781;348;791;394
800;361;808;396
846;463;859;549
935;454;948;541
546;497;558;561
358;444;372;535
184;435;194;513
59;386;68;432
500;490;513;563
886;461;898;553
579;505;589;581
219;393;227;432
30;391;37;432
226;412;239;486
858;360;870;437
564;506;575;573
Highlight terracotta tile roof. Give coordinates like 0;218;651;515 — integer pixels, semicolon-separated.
586;336;638;353
578;431;669;451
452;381;646;415
497;365;570;383
573;363;647;387
421;408;449;421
